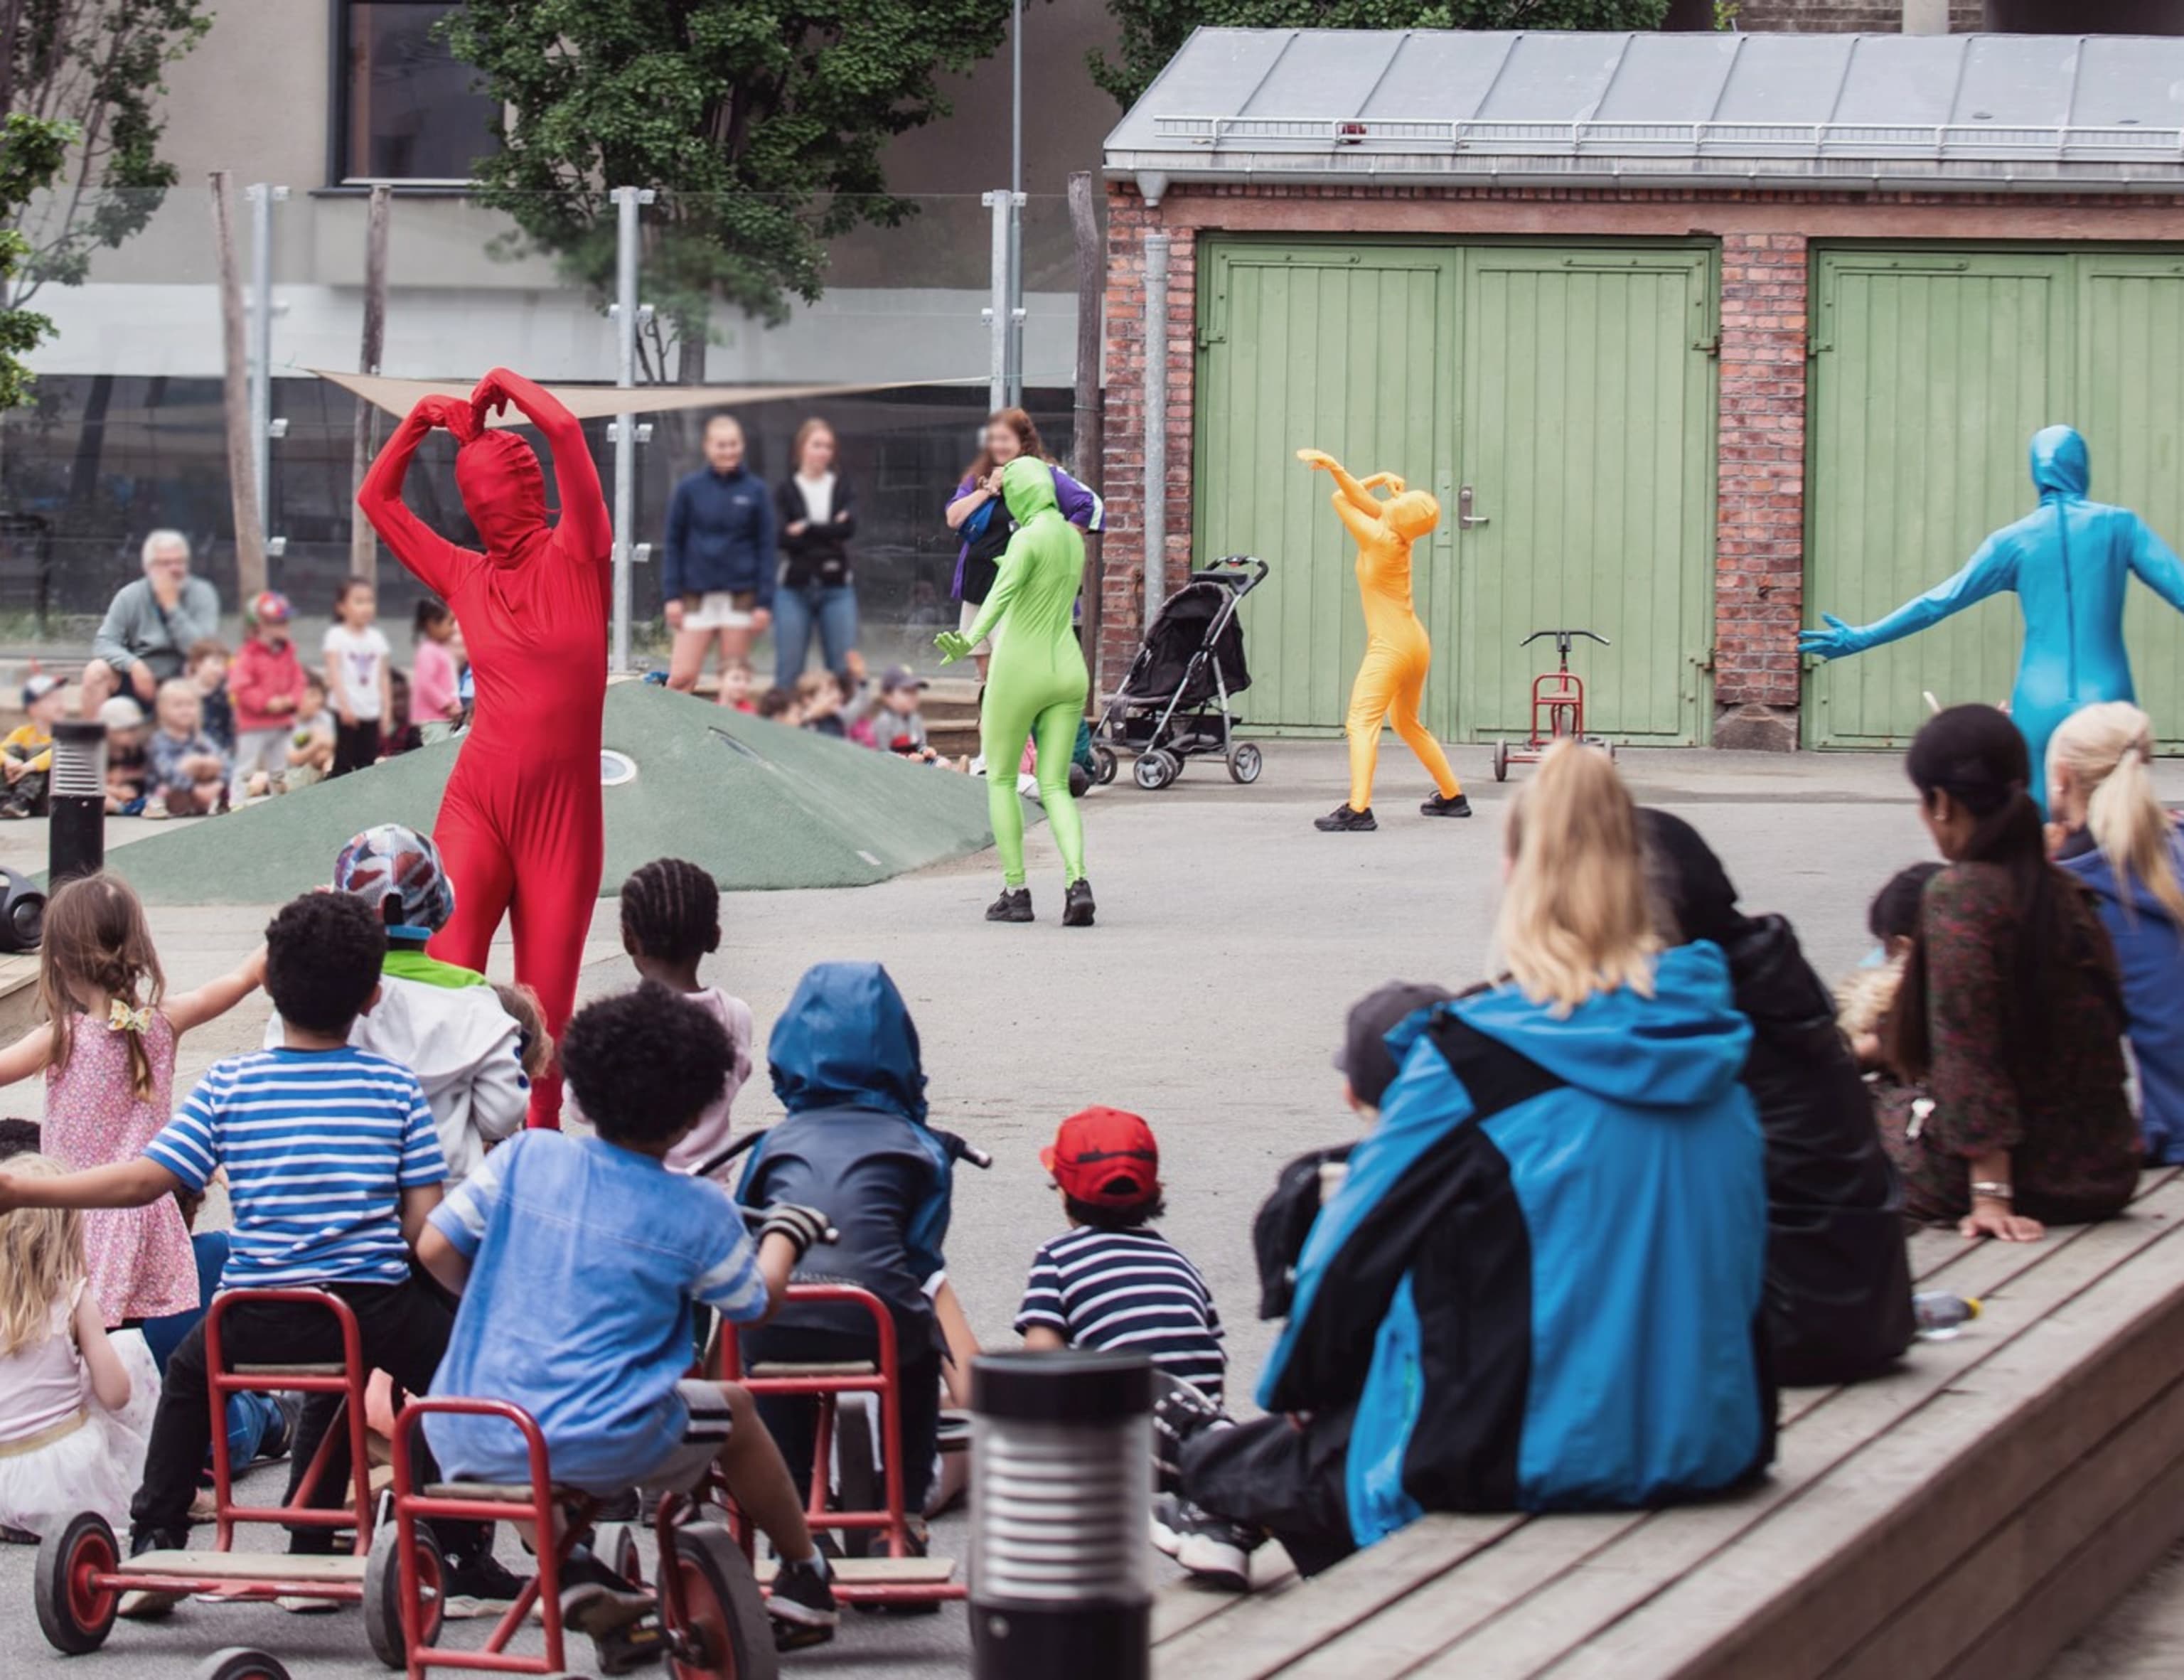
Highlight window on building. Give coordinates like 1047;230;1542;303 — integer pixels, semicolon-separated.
337;1;498;183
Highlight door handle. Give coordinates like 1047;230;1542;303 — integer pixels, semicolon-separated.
1457;486;1489;530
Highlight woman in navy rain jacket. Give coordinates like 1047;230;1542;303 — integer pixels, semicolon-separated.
1169;742;1774;1575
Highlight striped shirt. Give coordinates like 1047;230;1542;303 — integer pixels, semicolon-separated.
144;1047;445;1290
1015;1226;1226;1401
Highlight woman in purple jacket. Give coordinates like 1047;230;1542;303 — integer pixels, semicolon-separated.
943;408;1103;683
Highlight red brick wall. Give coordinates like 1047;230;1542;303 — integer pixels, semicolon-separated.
1101;180;2184;745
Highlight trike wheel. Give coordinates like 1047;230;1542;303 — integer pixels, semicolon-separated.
1493;740;1510;783
36;1511;119;1654
1228;743;1263;785
668;1523;778;1680
196;1650;294;1680
596;1519;646;1588
365;1515;444;1670
1092;744;1117;785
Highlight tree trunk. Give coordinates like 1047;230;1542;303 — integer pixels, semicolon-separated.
350;183;391;582
1068;170;1106;698
675;304;709;385
210;171;267;600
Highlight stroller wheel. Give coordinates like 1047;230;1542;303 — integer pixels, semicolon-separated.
1092;744;1118;786
1133;751;1176;792
1493;739;1510;783
1227;743;1263;785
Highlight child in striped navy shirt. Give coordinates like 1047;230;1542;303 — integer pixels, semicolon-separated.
0;892;513;1610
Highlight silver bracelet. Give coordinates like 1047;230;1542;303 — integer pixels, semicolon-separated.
1971;1179;2014;1202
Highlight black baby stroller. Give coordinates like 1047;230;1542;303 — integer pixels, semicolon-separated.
1091;555;1267;791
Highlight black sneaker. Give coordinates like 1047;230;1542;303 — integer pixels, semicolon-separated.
985;887;1034;923
770;1554;840;1647
560;1548;655;1638
442;1548;531;1620
594;1615;669;1675
1174;1504;1261;1592
1314;803;1377;833
0;798;31;820
257;1391;304;1462
593;1488;641;1523
1420;792;1474;818
1151;1373;1230;1494
1062;878;1096;928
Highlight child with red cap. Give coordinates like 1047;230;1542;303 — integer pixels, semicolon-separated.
1014;1108;1238;1580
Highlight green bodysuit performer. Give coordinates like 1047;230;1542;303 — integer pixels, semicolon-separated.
937;456;1093;927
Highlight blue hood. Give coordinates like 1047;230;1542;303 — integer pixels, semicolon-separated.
2060;828;2184;929
2030;425;2089;500
768;961;928;1125
1390;942;1752;1111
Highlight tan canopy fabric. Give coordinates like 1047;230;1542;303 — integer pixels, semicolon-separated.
313;368;983;424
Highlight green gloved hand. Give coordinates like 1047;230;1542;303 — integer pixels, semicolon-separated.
934;630;974;666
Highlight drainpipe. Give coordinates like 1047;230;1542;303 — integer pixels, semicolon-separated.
1902;0;1947;32
1142;230;1169;621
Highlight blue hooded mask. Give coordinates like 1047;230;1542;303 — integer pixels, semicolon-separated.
767;961;928;1125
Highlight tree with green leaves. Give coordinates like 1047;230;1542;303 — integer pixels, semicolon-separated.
0;112;69;407
1093;0;1671;108
446;0;1032;382
1;0;213;310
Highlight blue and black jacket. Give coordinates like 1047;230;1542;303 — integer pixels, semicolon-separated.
737;962;953;1354
2057;825;2184;1164
664;464;777;606
1259;943;1774;1544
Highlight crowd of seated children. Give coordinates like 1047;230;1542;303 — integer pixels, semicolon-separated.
1;673;65;819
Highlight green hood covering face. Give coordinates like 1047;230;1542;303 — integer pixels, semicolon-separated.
1001;455;1059;523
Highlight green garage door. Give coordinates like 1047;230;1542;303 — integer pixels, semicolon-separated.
1195;240;1716;744
1808;250;2184;748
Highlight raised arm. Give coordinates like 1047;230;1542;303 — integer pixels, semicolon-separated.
1800;534;2018;661
471;368;611;562
1296;448;1385;517
2127;515;2184;616
358;396;482;601
164;946;267;1037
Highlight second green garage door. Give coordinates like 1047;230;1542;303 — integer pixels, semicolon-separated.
1194;240;1718;744
1807;249;2184;749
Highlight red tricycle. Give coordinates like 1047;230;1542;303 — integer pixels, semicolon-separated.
1492;628;1617;781
36;1288;380;1655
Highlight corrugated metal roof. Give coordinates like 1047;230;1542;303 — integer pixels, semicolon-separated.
1103;29;2184;193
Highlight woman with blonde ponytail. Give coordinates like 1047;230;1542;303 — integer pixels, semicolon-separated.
2050;702;2184;1162
1178;742;1772;1567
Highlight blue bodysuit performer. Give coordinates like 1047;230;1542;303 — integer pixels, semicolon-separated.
1800;425;2184;808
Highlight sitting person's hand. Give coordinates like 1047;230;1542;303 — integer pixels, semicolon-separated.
2;759;23;785
759;1202;832;1261
934;631;973;666
1960;1203;2045;1243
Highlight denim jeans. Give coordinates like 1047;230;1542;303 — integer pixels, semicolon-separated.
773;582;860;687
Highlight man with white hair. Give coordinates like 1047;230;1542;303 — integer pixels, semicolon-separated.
81;530;223;716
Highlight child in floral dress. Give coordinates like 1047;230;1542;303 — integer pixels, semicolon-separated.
0;874;264;1325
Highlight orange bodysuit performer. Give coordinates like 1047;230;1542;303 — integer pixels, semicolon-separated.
357;370;611;1128
1298;449;1470;833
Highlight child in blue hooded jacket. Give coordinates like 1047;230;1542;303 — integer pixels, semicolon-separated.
1161;743;1774;1576
737;962;956;1514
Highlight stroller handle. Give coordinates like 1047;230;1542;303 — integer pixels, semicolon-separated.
1208;554;1270;591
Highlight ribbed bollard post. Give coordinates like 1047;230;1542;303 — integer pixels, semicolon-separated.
970;1349;1152;1680
49;719;106;887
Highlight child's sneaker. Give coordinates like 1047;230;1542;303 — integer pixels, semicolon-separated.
592;1615;669;1676
769;1553;839;1649
559;1548;654;1637
1150;1372;1229;1493
1173;1505;1261;1592
441;1549;531;1620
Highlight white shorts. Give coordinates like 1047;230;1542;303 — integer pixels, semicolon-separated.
957;599;992;658
638;1380;735;1494
683;592;757;633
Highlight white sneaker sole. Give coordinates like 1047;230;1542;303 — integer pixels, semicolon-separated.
1176;1534;1251;1592
1150;1513;1184;1558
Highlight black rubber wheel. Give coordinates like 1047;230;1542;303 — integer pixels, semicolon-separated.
365;1516;444;1671
196;1650;295;1680
1493;739;1510;783
596;1519;646;1588
668;1523;778;1680
1132;752;1167;791
1092;744;1117;786
36;1511;119;1654
1228;743;1263;785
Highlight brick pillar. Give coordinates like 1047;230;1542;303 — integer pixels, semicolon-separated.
1713;231;1809;751
1096;183;1195;689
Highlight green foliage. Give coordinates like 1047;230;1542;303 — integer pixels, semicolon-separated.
1093;0;1673;107
3;1;214;301
445;0;1027;380
0;112;70;407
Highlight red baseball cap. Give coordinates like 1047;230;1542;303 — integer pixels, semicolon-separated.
1041;1107;1160;1209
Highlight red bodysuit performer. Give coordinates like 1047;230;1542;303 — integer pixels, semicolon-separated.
356;369;611;1128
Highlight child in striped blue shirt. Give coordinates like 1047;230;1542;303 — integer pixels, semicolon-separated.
0;892;517;1611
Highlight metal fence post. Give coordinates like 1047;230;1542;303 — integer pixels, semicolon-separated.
608;186;654;675
247;183;289;555
970;1350;1152;1680
984;190;1012;415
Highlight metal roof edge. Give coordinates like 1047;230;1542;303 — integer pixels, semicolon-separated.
1100;159;2184;196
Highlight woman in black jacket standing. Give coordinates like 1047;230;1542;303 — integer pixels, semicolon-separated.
1640;809;1915;1386
773;417;859;688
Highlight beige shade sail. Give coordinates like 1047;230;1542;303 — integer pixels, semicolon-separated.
312;368;984;424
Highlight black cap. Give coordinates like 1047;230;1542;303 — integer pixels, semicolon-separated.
1335;981;1455;1108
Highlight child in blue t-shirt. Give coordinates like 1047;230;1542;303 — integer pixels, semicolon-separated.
416;982;840;1660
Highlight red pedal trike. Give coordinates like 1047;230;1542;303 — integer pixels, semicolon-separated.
1492;628;1617;781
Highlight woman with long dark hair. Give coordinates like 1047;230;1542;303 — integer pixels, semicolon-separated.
1885;705;2137;1238
943;409;1102;685
772;418;859;688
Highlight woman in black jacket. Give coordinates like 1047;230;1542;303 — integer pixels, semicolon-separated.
772;417;859;688
1640;809;1915;1386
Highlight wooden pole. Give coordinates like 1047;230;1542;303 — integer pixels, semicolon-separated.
1068;169;1106;698
210;171;267;600
350;183;392;582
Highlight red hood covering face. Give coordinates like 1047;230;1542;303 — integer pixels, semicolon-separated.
456;431;550;565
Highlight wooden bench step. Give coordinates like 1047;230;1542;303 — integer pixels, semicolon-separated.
124;1551;368;1582
746;1361;880;1379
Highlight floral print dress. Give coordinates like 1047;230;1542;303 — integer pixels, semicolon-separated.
1887;863;2139;1226
43;1010;197;1325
